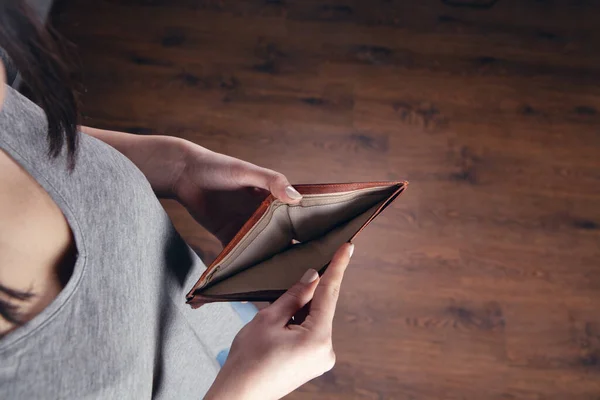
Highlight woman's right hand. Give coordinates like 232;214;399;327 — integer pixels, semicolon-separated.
204;243;354;400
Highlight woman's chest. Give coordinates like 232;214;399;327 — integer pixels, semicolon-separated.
0;148;75;331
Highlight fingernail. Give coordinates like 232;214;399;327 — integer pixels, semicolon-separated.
348;243;355;258
300;268;319;284
285;185;302;200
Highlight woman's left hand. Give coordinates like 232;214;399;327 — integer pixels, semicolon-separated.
81;127;297;244
173;141;302;244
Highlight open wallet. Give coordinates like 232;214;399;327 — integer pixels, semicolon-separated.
186;181;408;308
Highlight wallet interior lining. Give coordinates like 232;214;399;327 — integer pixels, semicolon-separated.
201;199;386;295
199;185;397;294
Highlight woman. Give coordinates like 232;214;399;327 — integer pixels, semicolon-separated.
0;1;353;398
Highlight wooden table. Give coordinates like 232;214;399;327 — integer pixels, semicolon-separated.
55;1;600;398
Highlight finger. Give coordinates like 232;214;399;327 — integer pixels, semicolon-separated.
266;269;320;325
234;164;302;204
305;243;354;328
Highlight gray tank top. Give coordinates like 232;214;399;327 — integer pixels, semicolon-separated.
0;85;246;398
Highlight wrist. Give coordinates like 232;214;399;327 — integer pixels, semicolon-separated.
205;362;256;400
159;135;191;199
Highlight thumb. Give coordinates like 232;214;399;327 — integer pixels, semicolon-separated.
267;269;320;325
262;170;302;204
237;165;302;204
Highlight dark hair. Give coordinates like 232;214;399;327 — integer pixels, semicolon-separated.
0;0;80;169
0;0;80;332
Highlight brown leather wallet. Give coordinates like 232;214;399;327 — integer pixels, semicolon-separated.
186;181;408;308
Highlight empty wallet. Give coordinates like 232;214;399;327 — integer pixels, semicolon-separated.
186;181;408;308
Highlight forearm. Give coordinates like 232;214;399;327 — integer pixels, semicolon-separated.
81;126;188;199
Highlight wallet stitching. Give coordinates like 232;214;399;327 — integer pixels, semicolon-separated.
295;185;394;199
295;181;405;194
290;190;390;209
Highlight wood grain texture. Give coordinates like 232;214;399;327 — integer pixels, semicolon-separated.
53;0;600;398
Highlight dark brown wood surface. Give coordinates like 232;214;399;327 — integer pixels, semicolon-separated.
53;1;600;398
